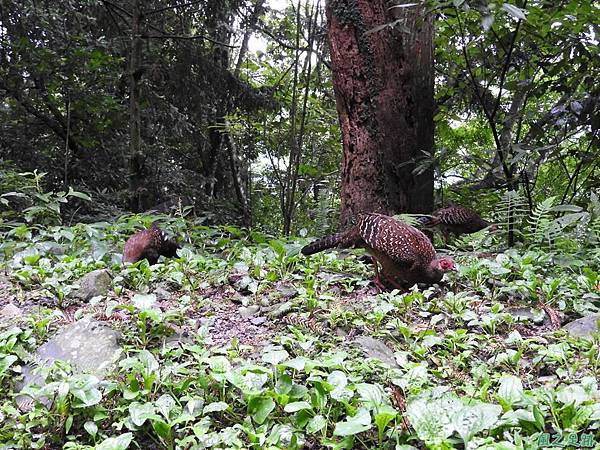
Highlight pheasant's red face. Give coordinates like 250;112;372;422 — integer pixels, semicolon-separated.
439;257;456;271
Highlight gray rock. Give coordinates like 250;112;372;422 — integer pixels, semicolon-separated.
273;282;298;299
0;303;22;320
250;316;267;326
562;315;600;339
17;319;121;410
42;242;66;256
162;325;194;348
264;301;293;319
506;307;547;324
239;305;261;319
71;269;112;301
153;286;172;301
230;292;246;304
353;336;400;368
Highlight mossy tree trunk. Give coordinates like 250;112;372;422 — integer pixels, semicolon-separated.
325;0;435;226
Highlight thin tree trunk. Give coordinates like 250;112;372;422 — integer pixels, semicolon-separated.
128;0;145;211
234;0;265;77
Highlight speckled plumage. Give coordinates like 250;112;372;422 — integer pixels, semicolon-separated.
418;206;493;237
122;224;179;265
301;213;455;287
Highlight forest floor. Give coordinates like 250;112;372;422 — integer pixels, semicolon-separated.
0;217;599;449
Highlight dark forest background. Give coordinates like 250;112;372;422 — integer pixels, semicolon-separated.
1;0;598;237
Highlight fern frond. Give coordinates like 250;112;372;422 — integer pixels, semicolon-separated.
495;190;528;238
526;196;555;245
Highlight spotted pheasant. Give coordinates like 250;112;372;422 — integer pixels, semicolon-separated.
301;213;455;290
122;223;180;265
418;205;496;243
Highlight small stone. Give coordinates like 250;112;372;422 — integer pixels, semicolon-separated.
334;327;348;337
71;269;112;302
230;292;246;304
273;282;298;299
562;315;600;339
153;286;172;301
239;305;260;319
353;336;400;369
44;243;66;256
506;307;547;324
0;303;22;320
198;317;215;328
250;316;267;326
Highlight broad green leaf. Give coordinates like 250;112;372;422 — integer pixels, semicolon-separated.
0;355;18;377
66;187;92;201
283;357;308;371
84;420;98;437
276;374;293;395
95;433;134;450
283;401;312;413
129;402;159;427
556;384;591;406
307;414;327;433
207;355;231;373
327;370;347;390
502;3;527;20
226;370;269;396
138;350;159;374
497;375;523;406
203;401;229;414
248;396;276;425
71;384;102;407
333;408;372;436
406;389;459;443
262;349;289;365
452;403;502;445
331;386;354;402
151;420;171;440
374;404;398;442
156;394;176;420
356;383;385;409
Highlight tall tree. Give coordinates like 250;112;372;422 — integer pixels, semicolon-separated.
325;0;434;225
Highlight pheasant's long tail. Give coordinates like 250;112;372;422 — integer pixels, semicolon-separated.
301;230;356;255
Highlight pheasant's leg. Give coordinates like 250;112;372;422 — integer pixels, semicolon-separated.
371;257;387;292
371;258;406;292
385;276;406;291
442;230;450;247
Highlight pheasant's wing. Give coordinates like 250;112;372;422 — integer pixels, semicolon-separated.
142;247;160;265
358;214;434;267
436;206;477;225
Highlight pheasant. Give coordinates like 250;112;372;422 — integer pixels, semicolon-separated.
418;205;496;243
301;213;456;290
122;223;180;265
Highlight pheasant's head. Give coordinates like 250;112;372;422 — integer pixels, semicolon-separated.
433;256;456;272
423;256;456;284
487;223;499;232
160;232;181;258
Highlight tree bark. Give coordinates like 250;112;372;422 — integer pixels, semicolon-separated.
325;0;434;226
128;0;147;211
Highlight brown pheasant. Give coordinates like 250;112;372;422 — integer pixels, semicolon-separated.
418;205;496;243
301;213;456;290
122;223;180;265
